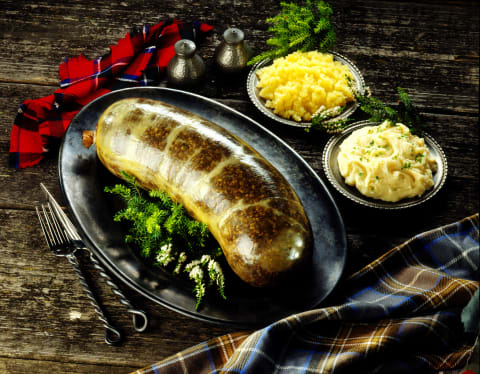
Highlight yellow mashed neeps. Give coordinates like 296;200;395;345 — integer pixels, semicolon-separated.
256;51;355;122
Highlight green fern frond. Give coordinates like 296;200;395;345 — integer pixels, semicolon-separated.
319;28;336;51
313;18;329;33
105;173;226;309
288;32;310;48
248;0;336;66
345;76;428;135
309;106;352;133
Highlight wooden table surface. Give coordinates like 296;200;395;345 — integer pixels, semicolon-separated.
0;1;478;373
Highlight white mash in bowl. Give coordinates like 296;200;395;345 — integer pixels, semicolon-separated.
337;121;437;202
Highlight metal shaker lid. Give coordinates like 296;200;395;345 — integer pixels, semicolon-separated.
223;28;244;44
174;39;196;57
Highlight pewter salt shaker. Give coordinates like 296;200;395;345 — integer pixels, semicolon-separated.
214;28;253;74
167;39;205;86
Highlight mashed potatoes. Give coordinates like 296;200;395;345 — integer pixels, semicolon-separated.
256;51;355;122
337;121;437;202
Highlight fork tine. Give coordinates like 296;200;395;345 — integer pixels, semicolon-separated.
36;206;54;249
40;183;81;241
41;204;60;247
47;202;69;246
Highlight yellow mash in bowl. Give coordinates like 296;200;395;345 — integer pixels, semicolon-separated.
256;51;355;122
337;121;437;202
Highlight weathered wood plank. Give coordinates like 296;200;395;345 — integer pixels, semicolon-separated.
0;0;478;112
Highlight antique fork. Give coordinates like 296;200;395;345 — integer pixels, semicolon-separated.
36;202;123;345
39;183;148;334
36;184;149;343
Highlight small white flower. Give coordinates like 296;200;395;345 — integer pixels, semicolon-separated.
200;254;211;265
178;252;187;263
207;259;225;298
173;252;187;274
160;243;172;252
185;259;201;272
156;242;174;266
189;265;204;281
208;259;222;275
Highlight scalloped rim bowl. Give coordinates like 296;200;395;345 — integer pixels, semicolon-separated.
247;51;366;128
322;120;448;209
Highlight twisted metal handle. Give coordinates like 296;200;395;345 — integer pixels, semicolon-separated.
66;253;123;345
86;250;148;332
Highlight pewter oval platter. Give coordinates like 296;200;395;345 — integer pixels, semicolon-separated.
58;87;347;328
246;51;366;128
322;120;448;209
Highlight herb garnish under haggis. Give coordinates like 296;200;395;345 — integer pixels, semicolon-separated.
105;172;226;309
248;0;336;66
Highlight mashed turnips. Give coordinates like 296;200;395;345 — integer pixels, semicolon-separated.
337;121;437;202
255;51;355;122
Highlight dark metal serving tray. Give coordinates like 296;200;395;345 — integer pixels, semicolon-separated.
58;87;347;328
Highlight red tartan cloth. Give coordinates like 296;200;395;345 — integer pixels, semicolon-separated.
8;20;213;169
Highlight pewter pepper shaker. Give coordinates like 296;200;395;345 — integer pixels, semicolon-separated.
167;39;206;87
214;28;253;74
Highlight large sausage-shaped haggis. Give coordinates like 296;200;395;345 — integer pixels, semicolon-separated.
83;97;312;288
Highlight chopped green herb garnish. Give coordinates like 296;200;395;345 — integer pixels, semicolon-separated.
401;162;412;169
415;153;425;163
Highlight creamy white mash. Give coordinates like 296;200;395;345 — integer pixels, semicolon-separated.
337;121;437;202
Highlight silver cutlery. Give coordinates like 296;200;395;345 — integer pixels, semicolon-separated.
36;183;148;344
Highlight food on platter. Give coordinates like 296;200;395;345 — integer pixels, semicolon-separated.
255;51;355;122
83;97;313;288
337;121;437;202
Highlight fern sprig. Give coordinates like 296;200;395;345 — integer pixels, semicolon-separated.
308;78;429;135
308;105;352;133
347;77;428;135
105;173;226;309
248;0;336;66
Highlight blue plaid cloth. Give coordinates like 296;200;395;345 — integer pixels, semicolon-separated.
134;214;479;374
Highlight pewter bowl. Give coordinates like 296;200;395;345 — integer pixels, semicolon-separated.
246;51;366;128
322;120;448;209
